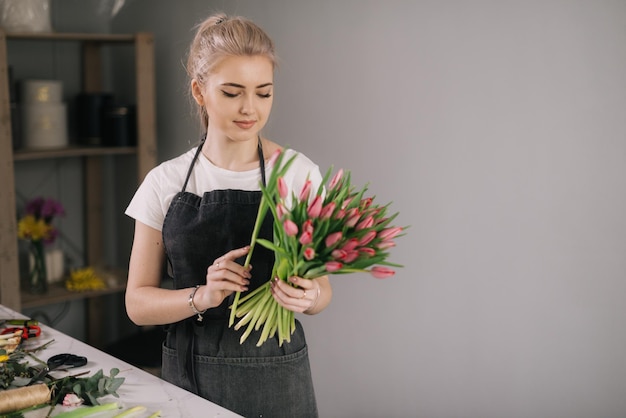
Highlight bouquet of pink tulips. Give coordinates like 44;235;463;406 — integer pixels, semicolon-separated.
229;149;405;346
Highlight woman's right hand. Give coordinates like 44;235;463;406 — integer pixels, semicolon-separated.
194;246;252;310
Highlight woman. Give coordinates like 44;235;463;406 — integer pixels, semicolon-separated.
125;13;332;417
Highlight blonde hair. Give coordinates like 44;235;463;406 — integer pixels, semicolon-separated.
186;13;277;129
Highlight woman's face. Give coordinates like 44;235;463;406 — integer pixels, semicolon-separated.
193;55;274;142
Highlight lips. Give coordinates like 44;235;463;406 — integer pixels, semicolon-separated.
234;120;256;129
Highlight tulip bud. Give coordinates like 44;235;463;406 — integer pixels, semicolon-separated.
329;169;344;190
283;219;298;236
325;231;342;248
376;240;396;250
379;227;403;241
302;219;314;234
370;266;395;279
356;216;374;231
331;249;347;260
276;203;287;219
268;148;282;166
299;180;312;202
277;177;288;200
359;247;376;257
320;202;336;219
345;213;360;228
358;231;377;246
304;247;315;260
325;261;343;272
341;238;359;251
299;231;313;245
343;250;359;263
359;197;373;210
307;195;323;218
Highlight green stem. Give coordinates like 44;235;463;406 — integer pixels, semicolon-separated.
229;197;269;327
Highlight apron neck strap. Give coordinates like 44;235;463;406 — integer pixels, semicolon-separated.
181;135;267;193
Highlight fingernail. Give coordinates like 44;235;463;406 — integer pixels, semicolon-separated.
290;277;298;283
274;277;279;282
241;286;248;291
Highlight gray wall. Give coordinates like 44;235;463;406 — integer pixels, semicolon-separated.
44;0;626;417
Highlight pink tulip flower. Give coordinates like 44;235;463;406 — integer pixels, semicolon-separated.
325;231;342;248
359;247;376;257
329;169;344;190
320;202;336;219
325;261;343;272
304;247;315;260
276;203;287;219
341;238;359;252
359;197;373;210
284;219;298;236
299;180;312;202
277;177;288;200
302;219;314;234
379;227;403;241
343;250;359;263
358;231;377;246
268;148;282;166
356;216;374;230
345;213;360;228
370;266;395;279
299;231;313;245
376;240;396;250
307;195;323;218
332;249;347;260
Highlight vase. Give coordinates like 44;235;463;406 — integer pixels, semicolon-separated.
28;240;48;294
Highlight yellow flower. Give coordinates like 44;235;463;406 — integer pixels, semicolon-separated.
17;215;53;242
65;267;107;292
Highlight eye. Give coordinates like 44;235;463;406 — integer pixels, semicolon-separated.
257;93;272;99
221;90;238;98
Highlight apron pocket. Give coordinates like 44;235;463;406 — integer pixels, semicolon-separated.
163;343;317;418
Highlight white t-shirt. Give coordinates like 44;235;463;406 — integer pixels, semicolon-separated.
125;147;323;231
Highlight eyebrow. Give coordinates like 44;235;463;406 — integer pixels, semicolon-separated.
221;82;273;89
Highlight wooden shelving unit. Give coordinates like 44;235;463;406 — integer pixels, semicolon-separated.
0;30;157;342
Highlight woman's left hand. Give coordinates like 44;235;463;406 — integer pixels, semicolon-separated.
270;276;321;314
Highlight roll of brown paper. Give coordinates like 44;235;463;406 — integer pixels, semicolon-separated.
0;383;51;413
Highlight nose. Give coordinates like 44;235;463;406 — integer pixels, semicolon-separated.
240;94;254;115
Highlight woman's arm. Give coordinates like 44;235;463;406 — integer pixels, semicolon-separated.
125;221;251;326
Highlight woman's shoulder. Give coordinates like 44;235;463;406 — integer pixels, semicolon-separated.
149;146;197;179
263;139;318;170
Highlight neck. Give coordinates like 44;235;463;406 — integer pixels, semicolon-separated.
201;135;261;171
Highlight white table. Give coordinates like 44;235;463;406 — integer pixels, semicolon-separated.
0;304;241;417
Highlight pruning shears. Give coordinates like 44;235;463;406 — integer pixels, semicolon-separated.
27;353;88;385
1;325;41;339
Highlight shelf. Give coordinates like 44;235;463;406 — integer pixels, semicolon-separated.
14;146;137;161
0;30;157;316
21;269;127;309
5;32;136;43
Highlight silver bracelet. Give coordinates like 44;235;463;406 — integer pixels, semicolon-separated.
188;285;207;321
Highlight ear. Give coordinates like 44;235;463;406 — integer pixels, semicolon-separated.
191;79;204;106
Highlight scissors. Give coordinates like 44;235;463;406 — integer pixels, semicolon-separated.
1;325;41;339
28;353;88;385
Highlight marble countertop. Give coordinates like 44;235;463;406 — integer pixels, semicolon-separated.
0;304;241;418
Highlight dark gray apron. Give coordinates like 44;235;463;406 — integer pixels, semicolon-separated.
160;139;318;418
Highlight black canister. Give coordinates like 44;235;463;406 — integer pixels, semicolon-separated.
76;93;114;146
102;105;136;147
